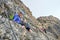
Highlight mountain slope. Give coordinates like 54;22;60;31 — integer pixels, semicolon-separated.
0;0;59;40
37;15;60;40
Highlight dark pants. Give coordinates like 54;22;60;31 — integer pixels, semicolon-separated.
20;21;30;31
19;21;25;26
25;23;30;31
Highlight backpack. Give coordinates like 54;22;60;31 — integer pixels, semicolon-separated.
9;13;14;20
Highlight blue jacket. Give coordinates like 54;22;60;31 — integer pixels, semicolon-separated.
13;13;21;24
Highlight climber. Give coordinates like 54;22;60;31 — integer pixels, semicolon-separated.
43;24;47;33
40;24;46;33
13;12;32;32
43;28;46;33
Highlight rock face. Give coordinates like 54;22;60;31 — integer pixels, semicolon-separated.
37;15;60;40
0;0;59;40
